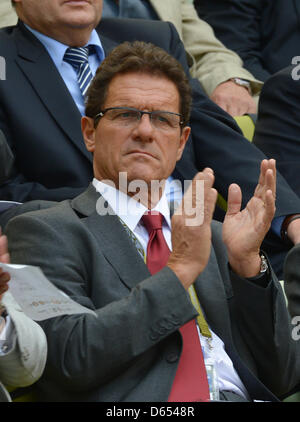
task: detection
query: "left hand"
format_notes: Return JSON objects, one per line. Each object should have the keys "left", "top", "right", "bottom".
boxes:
{"left": 222, "top": 159, "right": 276, "bottom": 278}
{"left": 210, "top": 80, "right": 257, "bottom": 116}
{"left": 0, "top": 231, "right": 10, "bottom": 302}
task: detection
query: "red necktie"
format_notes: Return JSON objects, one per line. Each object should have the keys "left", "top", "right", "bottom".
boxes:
{"left": 142, "top": 212, "right": 210, "bottom": 402}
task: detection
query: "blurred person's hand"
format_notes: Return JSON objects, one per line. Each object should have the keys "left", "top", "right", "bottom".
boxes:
{"left": 211, "top": 80, "right": 257, "bottom": 116}
{"left": 0, "top": 231, "right": 10, "bottom": 302}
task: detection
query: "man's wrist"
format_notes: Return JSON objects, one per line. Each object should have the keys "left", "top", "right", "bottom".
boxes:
{"left": 167, "top": 265, "right": 197, "bottom": 290}
{"left": 230, "top": 78, "right": 252, "bottom": 95}
{"left": 281, "top": 214, "right": 300, "bottom": 246}
{"left": 228, "top": 252, "right": 262, "bottom": 278}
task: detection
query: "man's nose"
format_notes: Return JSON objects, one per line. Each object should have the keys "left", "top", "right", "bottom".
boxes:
{"left": 133, "top": 113, "right": 154, "bottom": 140}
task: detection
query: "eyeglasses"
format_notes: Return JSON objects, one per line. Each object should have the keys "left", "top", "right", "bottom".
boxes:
{"left": 94, "top": 107, "right": 183, "bottom": 130}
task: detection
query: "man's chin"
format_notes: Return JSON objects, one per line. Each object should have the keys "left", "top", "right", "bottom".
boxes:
{"left": 64, "top": 15, "right": 98, "bottom": 28}
{"left": 126, "top": 169, "right": 161, "bottom": 184}
{"left": 62, "top": 5, "right": 100, "bottom": 28}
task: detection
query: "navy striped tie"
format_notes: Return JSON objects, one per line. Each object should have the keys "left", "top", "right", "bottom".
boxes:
{"left": 64, "top": 46, "right": 94, "bottom": 97}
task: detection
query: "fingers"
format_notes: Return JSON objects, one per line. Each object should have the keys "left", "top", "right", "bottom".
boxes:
{"left": 0, "top": 268, "right": 10, "bottom": 296}
{"left": 255, "top": 159, "right": 276, "bottom": 200}
{"left": 185, "top": 168, "right": 217, "bottom": 226}
{"left": 210, "top": 82, "right": 257, "bottom": 116}
{"left": 0, "top": 233, "right": 11, "bottom": 298}
{"left": 226, "top": 159, "right": 276, "bottom": 222}
{"left": 226, "top": 183, "right": 242, "bottom": 216}
{"left": 260, "top": 159, "right": 276, "bottom": 187}
{"left": 175, "top": 168, "right": 217, "bottom": 226}
{"left": 0, "top": 234, "right": 10, "bottom": 264}
{"left": 266, "top": 159, "right": 276, "bottom": 199}
{"left": 263, "top": 188, "right": 276, "bottom": 222}
{"left": 169, "top": 169, "right": 217, "bottom": 287}
{"left": 203, "top": 172, "right": 218, "bottom": 226}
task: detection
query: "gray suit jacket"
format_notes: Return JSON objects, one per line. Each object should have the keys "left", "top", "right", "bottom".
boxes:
{"left": 5, "top": 185, "right": 299, "bottom": 401}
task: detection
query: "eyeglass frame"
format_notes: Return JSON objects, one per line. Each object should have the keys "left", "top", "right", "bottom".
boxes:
{"left": 93, "top": 106, "right": 184, "bottom": 129}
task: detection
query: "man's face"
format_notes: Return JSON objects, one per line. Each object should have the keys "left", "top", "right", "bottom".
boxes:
{"left": 82, "top": 72, "right": 190, "bottom": 190}
{"left": 14, "top": 0, "right": 103, "bottom": 37}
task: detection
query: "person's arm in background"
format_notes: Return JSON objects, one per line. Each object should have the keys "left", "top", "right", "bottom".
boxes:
{"left": 0, "top": 121, "right": 83, "bottom": 202}
{"left": 0, "top": 232, "right": 47, "bottom": 387}
{"left": 195, "top": 0, "right": 272, "bottom": 82}
{"left": 0, "top": 0, "right": 17, "bottom": 28}
{"left": 181, "top": 0, "right": 262, "bottom": 115}
{"left": 253, "top": 65, "right": 300, "bottom": 248}
{"left": 0, "top": 231, "right": 10, "bottom": 299}
{"left": 0, "top": 117, "right": 85, "bottom": 203}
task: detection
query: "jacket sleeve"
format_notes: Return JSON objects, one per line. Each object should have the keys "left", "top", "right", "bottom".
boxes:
{"left": 209, "top": 221, "right": 300, "bottom": 398}
{"left": 0, "top": 291, "right": 47, "bottom": 387}
{"left": 229, "top": 264, "right": 299, "bottom": 397}
{"left": 180, "top": 0, "right": 262, "bottom": 96}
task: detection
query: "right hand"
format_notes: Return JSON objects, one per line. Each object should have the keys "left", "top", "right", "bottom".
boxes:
{"left": 210, "top": 80, "right": 257, "bottom": 116}
{"left": 167, "top": 169, "right": 217, "bottom": 289}
{"left": 0, "top": 231, "right": 10, "bottom": 301}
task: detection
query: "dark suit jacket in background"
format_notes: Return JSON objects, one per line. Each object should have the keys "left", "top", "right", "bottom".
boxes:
{"left": 284, "top": 243, "right": 300, "bottom": 319}
{"left": 253, "top": 66, "right": 300, "bottom": 198}
{"left": 0, "top": 19, "right": 298, "bottom": 210}
{"left": 195, "top": 0, "right": 300, "bottom": 82}
{"left": 0, "top": 129, "right": 14, "bottom": 185}
{"left": 5, "top": 185, "right": 299, "bottom": 402}
{"left": 1, "top": 18, "right": 300, "bottom": 278}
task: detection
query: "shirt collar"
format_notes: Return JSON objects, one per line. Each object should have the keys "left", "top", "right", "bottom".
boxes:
{"left": 92, "top": 178, "right": 172, "bottom": 233}
{"left": 24, "top": 24, "right": 105, "bottom": 67}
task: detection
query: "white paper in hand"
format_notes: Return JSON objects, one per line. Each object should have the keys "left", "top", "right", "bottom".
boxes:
{"left": 1, "top": 263, "right": 97, "bottom": 320}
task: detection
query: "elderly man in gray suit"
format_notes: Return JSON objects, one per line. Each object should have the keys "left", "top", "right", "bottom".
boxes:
{"left": 6, "top": 41, "right": 299, "bottom": 402}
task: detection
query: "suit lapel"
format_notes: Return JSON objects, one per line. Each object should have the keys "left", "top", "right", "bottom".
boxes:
{"left": 71, "top": 185, "right": 151, "bottom": 291}
{"left": 98, "top": 32, "right": 119, "bottom": 56}
{"left": 13, "top": 22, "right": 92, "bottom": 163}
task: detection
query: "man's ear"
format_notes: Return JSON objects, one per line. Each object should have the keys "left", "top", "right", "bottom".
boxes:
{"left": 81, "top": 116, "right": 96, "bottom": 153}
{"left": 176, "top": 126, "right": 191, "bottom": 161}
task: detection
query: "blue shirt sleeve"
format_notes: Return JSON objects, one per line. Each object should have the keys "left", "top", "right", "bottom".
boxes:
{"left": 271, "top": 215, "right": 285, "bottom": 238}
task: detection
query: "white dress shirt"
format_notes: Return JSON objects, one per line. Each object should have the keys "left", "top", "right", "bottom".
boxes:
{"left": 93, "top": 178, "right": 250, "bottom": 399}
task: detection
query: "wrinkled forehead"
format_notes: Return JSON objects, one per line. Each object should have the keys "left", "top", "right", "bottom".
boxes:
{"left": 104, "top": 72, "right": 181, "bottom": 112}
